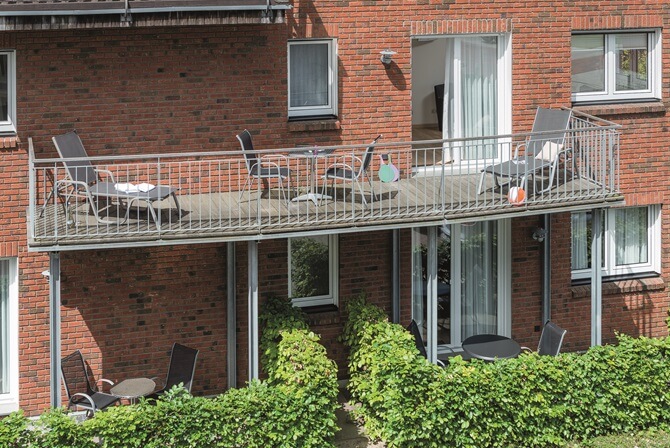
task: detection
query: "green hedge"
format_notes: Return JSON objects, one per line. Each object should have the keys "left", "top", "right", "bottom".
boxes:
{"left": 0, "top": 297, "right": 339, "bottom": 448}
{"left": 343, "top": 296, "right": 670, "bottom": 448}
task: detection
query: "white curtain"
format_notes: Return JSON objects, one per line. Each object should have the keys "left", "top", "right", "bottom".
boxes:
{"left": 615, "top": 207, "right": 648, "bottom": 266}
{"left": 289, "top": 43, "right": 329, "bottom": 108}
{"left": 460, "top": 221, "right": 497, "bottom": 339}
{"left": 442, "top": 37, "right": 498, "bottom": 162}
{"left": 571, "top": 212, "right": 590, "bottom": 270}
{"left": 0, "top": 260, "right": 8, "bottom": 395}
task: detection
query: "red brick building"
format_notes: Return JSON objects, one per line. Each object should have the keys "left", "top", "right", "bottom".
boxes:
{"left": 0, "top": 0, "right": 667, "bottom": 416}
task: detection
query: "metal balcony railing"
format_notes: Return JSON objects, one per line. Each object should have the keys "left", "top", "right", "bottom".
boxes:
{"left": 28, "top": 109, "right": 622, "bottom": 249}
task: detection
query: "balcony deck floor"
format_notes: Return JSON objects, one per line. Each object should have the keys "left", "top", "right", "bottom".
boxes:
{"left": 31, "top": 172, "right": 622, "bottom": 249}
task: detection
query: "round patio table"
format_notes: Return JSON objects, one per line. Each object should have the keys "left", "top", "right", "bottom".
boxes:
{"left": 110, "top": 377, "right": 156, "bottom": 404}
{"left": 461, "top": 334, "right": 521, "bottom": 361}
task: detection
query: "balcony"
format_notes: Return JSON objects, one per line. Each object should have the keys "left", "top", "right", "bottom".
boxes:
{"left": 28, "top": 110, "right": 622, "bottom": 251}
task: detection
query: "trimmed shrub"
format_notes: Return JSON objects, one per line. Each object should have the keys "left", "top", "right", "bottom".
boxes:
{"left": 343, "top": 297, "right": 670, "bottom": 448}
{"left": 0, "top": 297, "right": 339, "bottom": 448}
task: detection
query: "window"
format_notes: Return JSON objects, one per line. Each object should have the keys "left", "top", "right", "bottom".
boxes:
{"left": 0, "top": 51, "right": 15, "bottom": 134}
{"left": 571, "top": 206, "right": 660, "bottom": 280}
{"left": 571, "top": 31, "right": 661, "bottom": 103}
{"left": 288, "top": 40, "right": 338, "bottom": 118}
{"left": 0, "top": 258, "right": 18, "bottom": 415}
{"left": 289, "top": 235, "right": 338, "bottom": 307}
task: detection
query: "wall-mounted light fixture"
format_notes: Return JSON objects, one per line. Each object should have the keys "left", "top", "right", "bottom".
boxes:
{"left": 380, "top": 49, "right": 397, "bottom": 66}
{"left": 532, "top": 227, "right": 547, "bottom": 243}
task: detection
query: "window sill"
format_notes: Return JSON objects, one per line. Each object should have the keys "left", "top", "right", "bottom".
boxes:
{"left": 572, "top": 101, "right": 666, "bottom": 117}
{"left": 571, "top": 276, "right": 665, "bottom": 299}
{"left": 288, "top": 119, "right": 341, "bottom": 133}
{"left": 302, "top": 304, "right": 341, "bottom": 326}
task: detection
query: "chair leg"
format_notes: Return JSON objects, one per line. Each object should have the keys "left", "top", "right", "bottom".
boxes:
{"left": 238, "top": 176, "right": 251, "bottom": 201}
{"left": 477, "top": 171, "right": 487, "bottom": 195}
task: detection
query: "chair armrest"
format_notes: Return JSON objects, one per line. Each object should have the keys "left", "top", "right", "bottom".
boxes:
{"left": 520, "top": 346, "right": 533, "bottom": 353}
{"left": 436, "top": 359, "right": 446, "bottom": 367}
{"left": 96, "top": 378, "right": 114, "bottom": 392}
{"left": 69, "top": 392, "right": 96, "bottom": 412}
{"left": 150, "top": 376, "right": 165, "bottom": 390}
{"left": 324, "top": 154, "right": 364, "bottom": 175}
{"left": 513, "top": 142, "right": 527, "bottom": 159}
{"left": 94, "top": 168, "right": 116, "bottom": 184}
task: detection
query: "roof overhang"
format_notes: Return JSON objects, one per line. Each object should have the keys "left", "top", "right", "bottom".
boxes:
{"left": 0, "top": 0, "right": 291, "bottom": 28}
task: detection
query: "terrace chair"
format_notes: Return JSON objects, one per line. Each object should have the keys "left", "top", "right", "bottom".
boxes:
{"left": 237, "top": 129, "right": 292, "bottom": 204}
{"left": 146, "top": 342, "right": 199, "bottom": 400}
{"left": 477, "top": 107, "right": 572, "bottom": 195}
{"left": 319, "top": 134, "right": 382, "bottom": 207}
{"left": 521, "top": 321, "right": 567, "bottom": 356}
{"left": 61, "top": 350, "right": 120, "bottom": 417}
{"left": 52, "top": 130, "right": 181, "bottom": 230}
{"left": 407, "top": 319, "right": 446, "bottom": 367}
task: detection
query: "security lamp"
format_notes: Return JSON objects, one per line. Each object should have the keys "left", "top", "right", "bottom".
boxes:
{"left": 380, "top": 49, "right": 396, "bottom": 65}
{"left": 532, "top": 227, "right": 547, "bottom": 243}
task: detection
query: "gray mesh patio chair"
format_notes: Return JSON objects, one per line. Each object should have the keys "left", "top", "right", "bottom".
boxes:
{"left": 319, "top": 134, "right": 381, "bottom": 206}
{"left": 147, "top": 342, "right": 199, "bottom": 400}
{"left": 52, "top": 130, "right": 181, "bottom": 230}
{"left": 407, "top": 319, "right": 447, "bottom": 367}
{"left": 237, "top": 129, "right": 292, "bottom": 204}
{"left": 61, "top": 350, "right": 119, "bottom": 417}
{"left": 522, "top": 321, "right": 567, "bottom": 356}
{"left": 477, "top": 108, "right": 572, "bottom": 194}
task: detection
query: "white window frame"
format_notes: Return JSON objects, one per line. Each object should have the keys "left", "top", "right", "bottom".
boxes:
{"left": 288, "top": 235, "right": 339, "bottom": 307}
{"left": 572, "top": 206, "right": 661, "bottom": 280}
{"left": 0, "top": 258, "right": 19, "bottom": 415}
{"left": 571, "top": 30, "right": 661, "bottom": 103}
{"left": 288, "top": 39, "right": 338, "bottom": 119}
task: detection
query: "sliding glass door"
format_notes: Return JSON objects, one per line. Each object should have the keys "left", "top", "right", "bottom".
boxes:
{"left": 411, "top": 221, "right": 510, "bottom": 356}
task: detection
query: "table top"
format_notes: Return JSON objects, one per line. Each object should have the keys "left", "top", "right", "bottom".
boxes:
{"left": 461, "top": 334, "right": 521, "bottom": 361}
{"left": 289, "top": 147, "right": 336, "bottom": 158}
{"left": 110, "top": 377, "right": 156, "bottom": 399}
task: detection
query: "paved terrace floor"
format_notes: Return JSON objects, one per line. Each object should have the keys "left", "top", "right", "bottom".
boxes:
{"left": 31, "top": 172, "right": 622, "bottom": 249}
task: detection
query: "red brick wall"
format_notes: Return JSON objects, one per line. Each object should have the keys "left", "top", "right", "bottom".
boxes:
{"left": 6, "top": 0, "right": 670, "bottom": 416}
{"left": 60, "top": 245, "right": 228, "bottom": 401}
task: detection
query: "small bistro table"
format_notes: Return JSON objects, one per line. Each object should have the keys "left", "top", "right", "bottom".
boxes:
{"left": 110, "top": 377, "right": 156, "bottom": 404}
{"left": 461, "top": 334, "right": 521, "bottom": 361}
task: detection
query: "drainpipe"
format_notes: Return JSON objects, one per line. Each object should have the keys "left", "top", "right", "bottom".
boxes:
{"left": 542, "top": 215, "right": 551, "bottom": 324}
{"left": 248, "top": 240, "right": 259, "bottom": 381}
{"left": 227, "top": 242, "right": 237, "bottom": 389}
{"left": 392, "top": 229, "right": 400, "bottom": 324}
{"left": 48, "top": 252, "right": 61, "bottom": 408}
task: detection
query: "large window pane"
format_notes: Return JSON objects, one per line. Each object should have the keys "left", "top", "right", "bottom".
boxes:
{"left": 615, "top": 34, "right": 648, "bottom": 91}
{"left": 460, "top": 221, "right": 497, "bottom": 339}
{"left": 289, "top": 43, "right": 329, "bottom": 108}
{"left": 571, "top": 34, "right": 605, "bottom": 93}
{"left": 615, "top": 207, "right": 648, "bottom": 266}
{"left": 289, "top": 235, "right": 331, "bottom": 300}
{"left": 0, "top": 55, "right": 8, "bottom": 122}
{"left": 0, "top": 260, "right": 8, "bottom": 395}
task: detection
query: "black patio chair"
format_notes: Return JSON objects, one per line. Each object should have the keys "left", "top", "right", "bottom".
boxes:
{"left": 522, "top": 321, "right": 567, "bottom": 356}
{"left": 407, "top": 319, "right": 446, "bottom": 367}
{"left": 237, "top": 129, "right": 292, "bottom": 204}
{"left": 320, "top": 134, "right": 381, "bottom": 207}
{"left": 61, "top": 350, "right": 120, "bottom": 417}
{"left": 147, "top": 342, "right": 199, "bottom": 400}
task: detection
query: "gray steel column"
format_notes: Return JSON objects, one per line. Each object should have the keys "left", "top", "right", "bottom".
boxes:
{"left": 247, "top": 240, "right": 259, "bottom": 380}
{"left": 49, "top": 252, "right": 61, "bottom": 408}
{"left": 227, "top": 242, "right": 237, "bottom": 389}
{"left": 392, "top": 229, "right": 400, "bottom": 324}
{"left": 426, "top": 226, "right": 438, "bottom": 364}
{"left": 591, "top": 209, "right": 602, "bottom": 346}
{"left": 542, "top": 215, "right": 552, "bottom": 324}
